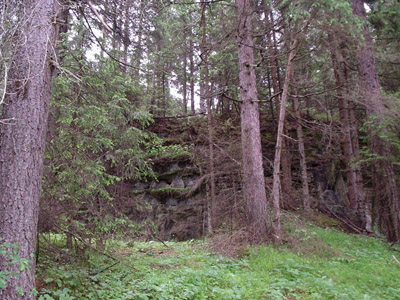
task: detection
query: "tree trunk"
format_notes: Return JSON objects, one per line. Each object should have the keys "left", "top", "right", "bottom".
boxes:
{"left": 236, "top": 0, "right": 268, "bottom": 236}
{"left": 134, "top": 0, "right": 145, "bottom": 80}
{"left": 351, "top": 0, "right": 399, "bottom": 240}
{"left": 0, "top": 1, "right": 60, "bottom": 298}
{"left": 199, "top": 1, "right": 208, "bottom": 114}
{"left": 200, "top": 1, "right": 215, "bottom": 233}
{"left": 328, "top": 32, "right": 359, "bottom": 210}
{"left": 189, "top": 12, "right": 195, "bottom": 114}
{"left": 293, "top": 91, "right": 311, "bottom": 213}
{"left": 265, "top": 7, "right": 292, "bottom": 205}
{"left": 182, "top": 17, "right": 188, "bottom": 114}
{"left": 271, "top": 38, "right": 298, "bottom": 243}
{"left": 122, "top": 0, "right": 131, "bottom": 70}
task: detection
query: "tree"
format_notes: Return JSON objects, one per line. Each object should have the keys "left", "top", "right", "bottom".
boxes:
{"left": 351, "top": 0, "right": 400, "bottom": 241}
{"left": 235, "top": 0, "right": 268, "bottom": 237}
{"left": 0, "top": 0, "right": 60, "bottom": 298}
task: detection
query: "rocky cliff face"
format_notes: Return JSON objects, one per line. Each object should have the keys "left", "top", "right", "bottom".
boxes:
{"left": 129, "top": 152, "right": 205, "bottom": 241}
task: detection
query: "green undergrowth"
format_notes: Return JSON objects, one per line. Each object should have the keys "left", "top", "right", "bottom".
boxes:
{"left": 36, "top": 219, "right": 400, "bottom": 300}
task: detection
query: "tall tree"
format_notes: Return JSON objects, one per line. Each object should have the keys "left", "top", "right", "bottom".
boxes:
{"left": 0, "top": 0, "right": 60, "bottom": 298}
{"left": 236, "top": 0, "right": 268, "bottom": 236}
{"left": 351, "top": 0, "right": 399, "bottom": 240}
{"left": 271, "top": 37, "right": 298, "bottom": 243}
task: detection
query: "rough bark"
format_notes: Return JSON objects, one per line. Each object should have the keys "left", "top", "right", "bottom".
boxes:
{"left": 236, "top": 0, "right": 268, "bottom": 236}
{"left": 351, "top": 0, "right": 399, "bottom": 240}
{"left": 271, "top": 38, "right": 298, "bottom": 243}
{"left": 0, "top": 1, "right": 60, "bottom": 298}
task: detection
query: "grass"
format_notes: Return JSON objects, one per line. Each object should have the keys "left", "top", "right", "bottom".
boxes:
{"left": 36, "top": 216, "right": 400, "bottom": 300}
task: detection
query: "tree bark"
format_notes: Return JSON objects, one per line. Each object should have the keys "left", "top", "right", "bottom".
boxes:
{"left": 351, "top": 0, "right": 399, "bottom": 240}
{"left": 271, "top": 38, "right": 298, "bottom": 243}
{"left": 0, "top": 1, "right": 60, "bottom": 298}
{"left": 236, "top": 0, "right": 268, "bottom": 236}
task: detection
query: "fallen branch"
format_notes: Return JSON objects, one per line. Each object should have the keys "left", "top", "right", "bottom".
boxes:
{"left": 393, "top": 255, "right": 400, "bottom": 267}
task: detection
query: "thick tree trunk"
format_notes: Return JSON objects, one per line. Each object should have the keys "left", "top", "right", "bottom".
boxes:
{"left": 236, "top": 0, "right": 268, "bottom": 236}
{"left": 351, "top": 0, "right": 399, "bottom": 240}
{"left": 0, "top": 1, "right": 60, "bottom": 298}
{"left": 271, "top": 38, "right": 298, "bottom": 243}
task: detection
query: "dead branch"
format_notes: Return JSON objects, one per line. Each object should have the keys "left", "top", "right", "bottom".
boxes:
{"left": 392, "top": 255, "right": 400, "bottom": 267}
{"left": 87, "top": 1, "right": 113, "bottom": 33}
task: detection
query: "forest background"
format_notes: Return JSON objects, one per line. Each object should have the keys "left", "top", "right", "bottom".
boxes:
{"left": 0, "top": 0, "right": 399, "bottom": 299}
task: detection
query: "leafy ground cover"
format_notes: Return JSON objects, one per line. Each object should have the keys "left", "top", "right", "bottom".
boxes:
{"left": 36, "top": 216, "right": 400, "bottom": 300}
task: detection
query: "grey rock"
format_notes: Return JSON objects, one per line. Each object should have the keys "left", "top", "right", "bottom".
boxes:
{"left": 171, "top": 177, "right": 185, "bottom": 188}
{"left": 158, "top": 181, "right": 169, "bottom": 189}
{"left": 166, "top": 198, "right": 178, "bottom": 206}
{"left": 134, "top": 182, "right": 149, "bottom": 191}
{"left": 185, "top": 179, "right": 195, "bottom": 187}
{"left": 169, "top": 163, "right": 180, "bottom": 172}
{"left": 150, "top": 181, "right": 158, "bottom": 189}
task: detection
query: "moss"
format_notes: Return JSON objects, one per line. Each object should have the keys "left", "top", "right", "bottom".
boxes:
{"left": 310, "top": 213, "right": 341, "bottom": 228}
{"left": 148, "top": 187, "right": 191, "bottom": 200}
{"left": 157, "top": 167, "right": 198, "bottom": 181}
{"left": 132, "top": 190, "right": 146, "bottom": 195}
{"left": 151, "top": 152, "right": 192, "bottom": 167}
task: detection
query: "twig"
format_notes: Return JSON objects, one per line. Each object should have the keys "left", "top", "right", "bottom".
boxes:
{"left": 50, "top": 59, "right": 81, "bottom": 82}
{"left": 0, "top": 63, "right": 8, "bottom": 106}
{"left": 392, "top": 255, "right": 400, "bottom": 267}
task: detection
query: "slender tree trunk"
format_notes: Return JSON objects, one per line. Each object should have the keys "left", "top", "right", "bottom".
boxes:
{"left": 328, "top": 32, "right": 359, "bottom": 210}
{"left": 199, "top": 1, "right": 208, "bottom": 114}
{"left": 266, "top": 8, "right": 292, "bottom": 205}
{"left": 293, "top": 90, "right": 311, "bottom": 212}
{"left": 271, "top": 38, "right": 298, "bottom": 243}
{"left": 200, "top": 1, "right": 215, "bottom": 233}
{"left": 351, "top": 0, "right": 399, "bottom": 240}
{"left": 0, "top": 1, "right": 60, "bottom": 298}
{"left": 189, "top": 12, "right": 195, "bottom": 114}
{"left": 236, "top": 0, "right": 268, "bottom": 236}
{"left": 134, "top": 0, "right": 145, "bottom": 80}
{"left": 122, "top": 0, "right": 131, "bottom": 71}
{"left": 182, "top": 17, "right": 188, "bottom": 114}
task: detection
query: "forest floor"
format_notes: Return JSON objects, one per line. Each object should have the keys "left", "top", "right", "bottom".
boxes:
{"left": 36, "top": 212, "right": 400, "bottom": 300}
